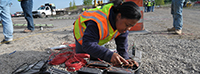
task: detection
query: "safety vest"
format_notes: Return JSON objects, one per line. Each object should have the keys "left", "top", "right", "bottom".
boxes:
{"left": 144, "top": 2, "right": 148, "bottom": 7}
{"left": 82, "top": 8, "right": 86, "bottom": 11}
{"left": 18, "top": 0, "right": 22, "bottom": 2}
{"left": 151, "top": 2, "right": 155, "bottom": 6}
{"left": 73, "top": 3, "right": 121, "bottom": 45}
{"left": 145, "top": 2, "right": 147, "bottom": 5}
{"left": 147, "top": 2, "right": 152, "bottom": 6}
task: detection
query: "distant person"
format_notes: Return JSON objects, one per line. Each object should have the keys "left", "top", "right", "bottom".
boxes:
{"left": 47, "top": 3, "right": 56, "bottom": 16}
{"left": 19, "top": 0, "right": 35, "bottom": 33}
{"left": 0, "top": 0, "right": 14, "bottom": 44}
{"left": 147, "top": 0, "right": 152, "bottom": 12}
{"left": 144, "top": 0, "right": 148, "bottom": 12}
{"left": 183, "top": 1, "right": 187, "bottom": 7}
{"left": 167, "top": 0, "right": 185, "bottom": 35}
{"left": 151, "top": 0, "right": 155, "bottom": 12}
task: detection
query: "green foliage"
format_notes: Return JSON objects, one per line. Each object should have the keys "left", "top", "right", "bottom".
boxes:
{"left": 69, "top": 1, "right": 72, "bottom": 10}
{"left": 83, "top": 0, "right": 93, "bottom": 6}
{"left": 164, "top": 0, "right": 172, "bottom": 4}
{"left": 73, "top": 0, "right": 77, "bottom": 9}
{"left": 69, "top": 0, "right": 77, "bottom": 10}
{"left": 155, "top": 0, "right": 165, "bottom": 5}
{"left": 164, "top": 0, "right": 172, "bottom": 2}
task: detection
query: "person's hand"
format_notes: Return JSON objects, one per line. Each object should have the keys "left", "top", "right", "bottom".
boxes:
{"left": 126, "top": 59, "right": 139, "bottom": 67}
{"left": 110, "top": 53, "right": 129, "bottom": 65}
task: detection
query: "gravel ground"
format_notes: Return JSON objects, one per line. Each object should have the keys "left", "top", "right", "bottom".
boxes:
{"left": 0, "top": 7, "right": 200, "bottom": 74}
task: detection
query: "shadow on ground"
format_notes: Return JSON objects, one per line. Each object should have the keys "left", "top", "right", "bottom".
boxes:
{"left": 0, "top": 51, "right": 49, "bottom": 74}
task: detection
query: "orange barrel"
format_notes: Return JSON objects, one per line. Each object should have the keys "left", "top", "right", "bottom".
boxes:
{"left": 126, "top": 0, "right": 144, "bottom": 31}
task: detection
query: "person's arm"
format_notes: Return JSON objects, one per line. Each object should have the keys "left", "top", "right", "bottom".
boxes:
{"left": 82, "top": 20, "right": 114, "bottom": 62}
{"left": 114, "top": 31, "right": 139, "bottom": 66}
{"left": 115, "top": 31, "right": 129, "bottom": 60}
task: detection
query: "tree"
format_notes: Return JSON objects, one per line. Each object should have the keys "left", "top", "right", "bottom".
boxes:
{"left": 164, "top": 0, "right": 172, "bottom": 4}
{"left": 155, "top": 0, "right": 165, "bottom": 5}
{"left": 69, "top": 0, "right": 77, "bottom": 10}
{"left": 69, "top": 1, "right": 72, "bottom": 10}
{"left": 83, "top": 0, "right": 93, "bottom": 6}
{"left": 73, "top": 0, "right": 77, "bottom": 9}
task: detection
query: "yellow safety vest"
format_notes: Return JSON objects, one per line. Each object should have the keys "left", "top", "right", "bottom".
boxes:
{"left": 147, "top": 2, "right": 152, "bottom": 6}
{"left": 82, "top": 8, "right": 86, "bottom": 11}
{"left": 73, "top": 3, "right": 121, "bottom": 45}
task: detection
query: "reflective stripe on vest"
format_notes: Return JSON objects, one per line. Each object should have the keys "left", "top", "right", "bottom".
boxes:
{"left": 74, "top": 3, "right": 120, "bottom": 45}
{"left": 96, "top": 6, "right": 102, "bottom": 9}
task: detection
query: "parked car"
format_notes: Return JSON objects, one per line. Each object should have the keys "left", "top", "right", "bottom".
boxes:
{"left": 14, "top": 12, "right": 24, "bottom": 17}
{"left": 193, "top": 1, "right": 200, "bottom": 6}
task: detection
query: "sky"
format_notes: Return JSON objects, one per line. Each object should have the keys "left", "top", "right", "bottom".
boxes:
{"left": 10, "top": 0, "right": 108, "bottom": 14}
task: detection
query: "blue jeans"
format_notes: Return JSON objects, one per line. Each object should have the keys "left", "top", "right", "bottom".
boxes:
{"left": 151, "top": 6, "right": 154, "bottom": 12}
{"left": 21, "top": 0, "right": 34, "bottom": 31}
{"left": 144, "top": 7, "right": 147, "bottom": 12}
{"left": 171, "top": 0, "right": 185, "bottom": 30}
{"left": 0, "top": 1, "right": 13, "bottom": 41}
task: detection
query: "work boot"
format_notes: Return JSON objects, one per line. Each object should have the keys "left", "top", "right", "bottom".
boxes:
{"left": 167, "top": 27, "right": 176, "bottom": 32}
{"left": 1, "top": 39, "right": 13, "bottom": 44}
{"left": 24, "top": 28, "right": 33, "bottom": 33}
{"left": 175, "top": 29, "right": 182, "bottom": 35}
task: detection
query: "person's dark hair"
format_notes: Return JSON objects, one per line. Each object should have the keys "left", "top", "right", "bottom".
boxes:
{"left": 113, "top": 0, "right": 141, "bottom": 20}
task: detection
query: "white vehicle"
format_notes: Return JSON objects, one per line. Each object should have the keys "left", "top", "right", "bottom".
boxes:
{"left": 32, "top": 3, "right": 56, "bottom": 18}
{"left": 32, "top": 3, "right": 84, "bottom": 18}
{"left": 13, "top": 12, "right": 24, "bottom": 17}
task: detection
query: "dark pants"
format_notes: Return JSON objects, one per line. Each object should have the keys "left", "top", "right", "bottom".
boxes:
{"left": 147, "top": 6, "right": 151, "bottom": 12}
